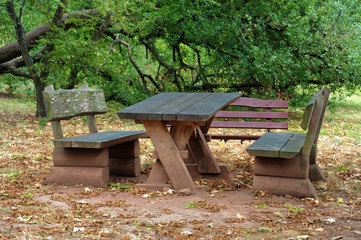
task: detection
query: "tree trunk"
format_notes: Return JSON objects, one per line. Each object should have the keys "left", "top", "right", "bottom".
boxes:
{"left": 34, "top": 78, "right": 47, "bottom": 117}
{"left": 6, "top": 1, "right": 47, "bottom": 117}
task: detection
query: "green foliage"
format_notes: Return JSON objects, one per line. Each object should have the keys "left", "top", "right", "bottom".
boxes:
{"left": 1, "top": 0, "right": 361, "bottom": 105}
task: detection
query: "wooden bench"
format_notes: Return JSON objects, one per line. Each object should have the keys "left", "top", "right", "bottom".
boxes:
{"left": 207, "top": 97, "right": 289, "bottom": 141}
{"left": 246, "top": 87, "right": 330, "bottom": 198}
{"left": 43, "top": 84, "right": 148, "bottom": 187}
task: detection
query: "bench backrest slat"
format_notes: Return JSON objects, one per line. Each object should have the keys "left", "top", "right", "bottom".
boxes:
{"left": 43, "top": 86, "right": 108, "bottom": 121}
{"left": 229, "top": 97, "right": 289, "bottom": 108}
{"left": 215, "top": 111, "right": 288, "bottom": 119}
{"left": 299, "top": 87, "right": 329, "bottom": 157}
{"left": 211, "top": 121, "right": 289, "bottom": 129}
{"left": 210, "top": 97, "right": 289, "bottom": 134}
{"left": 301, "top": 94, "right": 327, "bottom": 157}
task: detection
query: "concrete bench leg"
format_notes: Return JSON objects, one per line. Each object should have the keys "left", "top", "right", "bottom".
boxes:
{"left": 45, "top": 147, "right": 109, "bottom": 187}
{"left": 253, "top": 175, "right": 318, "bottom": 198}
{"left": 309, "top": 144, "right": 326, "bottom": 181}
{"left": 253, "top": 155, "right": 318, "bottom": 198}
{"left": 45, "top": 140, "right": 141, "bottom": 187}
{"left": 309, "top": 163, "right": 326, "bottom": 182}
{"left": 109, "top": 140, "right": 141, "bottom": 177}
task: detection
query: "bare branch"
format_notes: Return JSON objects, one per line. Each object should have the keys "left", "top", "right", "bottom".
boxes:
{"left": 116, "top": 38, "right": 162, "bottom": 92}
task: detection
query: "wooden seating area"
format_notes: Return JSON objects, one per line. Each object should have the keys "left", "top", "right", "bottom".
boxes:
{"left": 246, "top": 87, "right": 330, "bottom": 198}
{"left": 43, "top": 84, "right": 148, "bottom": 187}
{"left": 207, "top": 97, "right": 289, "bottom": 141}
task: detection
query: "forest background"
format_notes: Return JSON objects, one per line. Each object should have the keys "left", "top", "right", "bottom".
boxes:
{"left": 1, "top": 0, "right": 361, "bottom": 117}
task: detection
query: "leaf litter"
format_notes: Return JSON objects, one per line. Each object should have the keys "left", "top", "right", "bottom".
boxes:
{"left": 0, "top": 99, "right": 360, "bottom": 239}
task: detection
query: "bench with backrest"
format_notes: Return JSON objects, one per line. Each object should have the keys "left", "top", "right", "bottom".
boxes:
{"left": 43, "top": 84, "right": 148, "bottom": 187}
{"left": 246, "top": 87, "right": 330, "bottom": 198}
{"left": 206, "top": 97, "right": 289, "bottom": 141}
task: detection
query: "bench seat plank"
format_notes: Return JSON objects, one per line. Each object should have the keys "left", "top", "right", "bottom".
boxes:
{"left": 246, "top": 132, "right": 294, "bottom": 157}
{"left": 210, "top": 121, "right": 288, "bottom": 129}
{"left": 279, "top": 133, "right": 306, "bottom": 158}
{"left": 54, "top": 131, "right": 148, "bottom": 149}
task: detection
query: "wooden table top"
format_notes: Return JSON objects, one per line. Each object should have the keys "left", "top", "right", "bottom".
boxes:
{"left": 117, "top": 92, "right": 242, "bottom": 122}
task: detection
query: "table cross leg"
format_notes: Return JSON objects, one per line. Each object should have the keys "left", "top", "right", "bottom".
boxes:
{"left": 188, "top": 126, "right": 221, "bottom": 174}
{"left": 142, "top": 120, "right": 196, "bottom": 192}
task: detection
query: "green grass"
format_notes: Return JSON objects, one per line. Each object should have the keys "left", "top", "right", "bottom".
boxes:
{"left": 323, "top": 95, "right": 361, "bottom": 139}
{"left": 0, "top": 97, "right": 35, "bottom": 114}
{"left": 287, "top": 94, "right": 361, "bottom": 141}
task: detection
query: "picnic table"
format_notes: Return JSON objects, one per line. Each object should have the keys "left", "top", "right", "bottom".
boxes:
{"left": 117, "top": 92, "right": 242, "bottom": 193}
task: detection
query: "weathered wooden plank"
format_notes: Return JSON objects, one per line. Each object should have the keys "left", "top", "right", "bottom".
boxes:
{"left": 229, "top": 97, "right": 289, "bottom": 108}
{"left": 176, "top": 93, "right": 242, "bottom": 121}
{"left": 153, "top": 150, "right": 189, "bottom": 160}
{"left": 43, "top": 89, "right": 108, "bottom": 121}
{"left": 188, "top": 126, "right": 221, "bottom": 174}
{"left": 214, "top": 111, "right": 288, "bottom": 119}
{"left": 53, "top": 131, "right": 148, "bottom": 148}
{"left": 301, "top": 95, "right": 327, "bottom": 157}
{"left": 162, "top": 93, "right": 211, "bottom": 121}
{"left": 210, "top": 121, "right": 288, "bottom": 129}
{"left": 210, "top": 134, "right": 261, "bottom": 141}
{"left": 310, "top": 87, "right": 330, "bottom": 164}
{"left": 51, "top": 121, "right": 63, "bottom": 140}
{"left": 147, "top": 93, "right": 201, "bottom": 121}
{"left": 117, "top": 93, "right": 182, "bottom": 120}
{"left": 86, "top": 115, "right": 98, "bottom": 133}
{"left": 279, "top": 133, "right": 306, "bottom": 158}
{"left": 246, "top": 132, "right": 294, "bottom": 157}
{"left": 170, "top": 125, "right": 194, "bottom": 150}
{"left": 142, "top": 120, "right": 195, "bottom": 191}
{"left": 117, "top": 92, "right": 241, "bottom": 122}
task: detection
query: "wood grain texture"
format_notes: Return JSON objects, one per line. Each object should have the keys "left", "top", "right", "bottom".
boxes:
{"left": 188, "top": 126, "right": 221, "bottom": 174}
{"left": 229, "top": 97, "right": 288, "bottom": 108}
{"left": 279, "top": 133, "right": 306, "bottom": 158}
{"left": 143, "top": 120, "right": 195, "bottom": 191}
{"left": 301, "top": 95, "right": 327, "bottom": 157}
{"left": 214, "top": 111, "right": 288, "bottom": 119}
{"left": 53, "top": 131, "right": 148, "bottom": 148}
{"left": 208, "top": 97, "right": 289, "bottom": 141}
{"left": 86, "top": 115, "right": 98, "bottom": 133}
{"left": 246, "top": 132, "right": 294, "bottom": 157}
{"left": 210, "top": 121, "right": 288, "bottom": 129}
{"left": 51, "top": 121, "right": 63, "bottom": 140}
{"left": 117, "top": 92, "right": 242, "bottom": 122}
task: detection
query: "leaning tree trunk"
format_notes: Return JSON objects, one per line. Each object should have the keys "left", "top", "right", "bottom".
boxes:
{"left": 6, "top": 0, "right": 69, "bottom": 117}
{"left": 6, "top": 1, "right": 46, "bottom": 117}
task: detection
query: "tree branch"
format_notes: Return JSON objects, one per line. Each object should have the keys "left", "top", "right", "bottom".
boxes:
{"left": 115, "top": 38, "right": 162, "bottom": 92}
{"left": 0, "top": 9, "right": 99, "bottom": 64}
{"left": 93, "top": 13, "right": 111, "bottom": 41}
{"left": 0, "top": 46, "right": 46, "bottom": 75}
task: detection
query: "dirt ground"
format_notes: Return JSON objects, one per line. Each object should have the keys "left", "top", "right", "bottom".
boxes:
{"left": 1, "top": 159, "right": 360, "bottom": 239}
